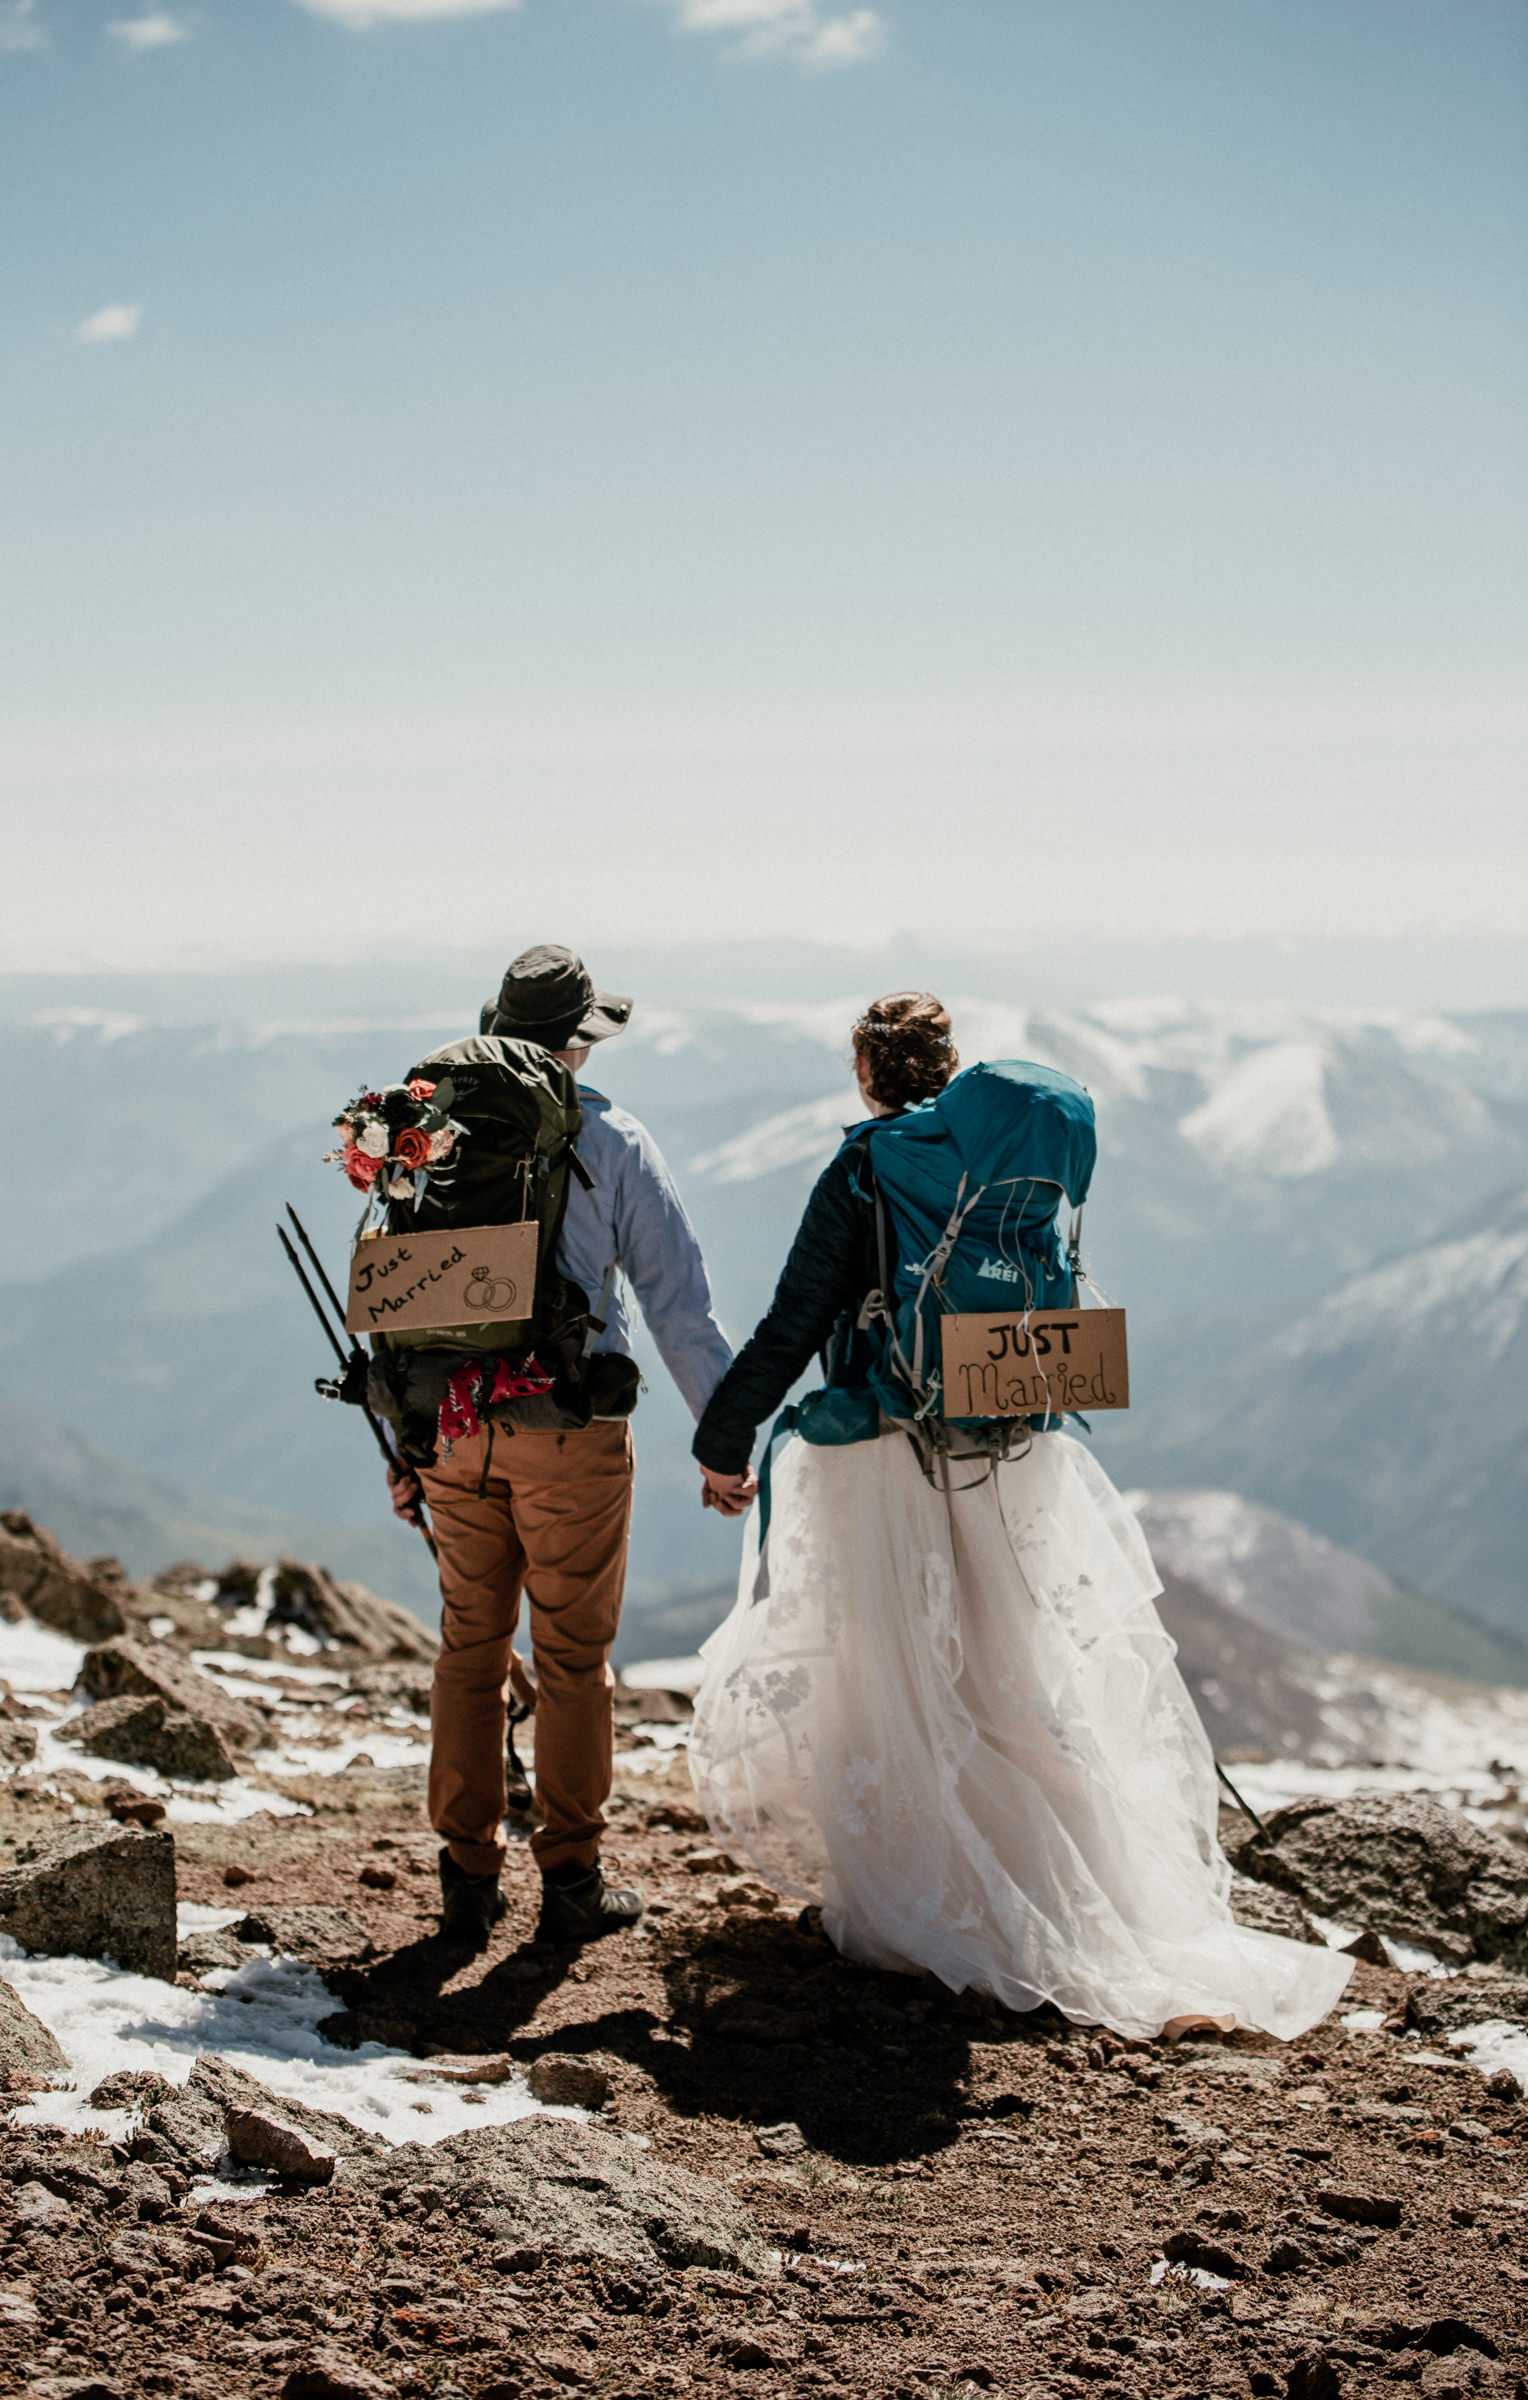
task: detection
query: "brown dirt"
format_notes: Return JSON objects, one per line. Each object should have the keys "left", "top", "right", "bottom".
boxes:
{"left": 3, "top": 1728, "right": 1527, "bottom": 2400}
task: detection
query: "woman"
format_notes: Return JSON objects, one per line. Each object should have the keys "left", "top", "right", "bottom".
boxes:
{"left": 689, "top": 993, "right": 1351, "bottom": 2043}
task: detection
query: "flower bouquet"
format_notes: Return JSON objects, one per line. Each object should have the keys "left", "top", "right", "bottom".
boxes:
{"left": 324, "top": 1076, "right": 469, "bottom": 1205}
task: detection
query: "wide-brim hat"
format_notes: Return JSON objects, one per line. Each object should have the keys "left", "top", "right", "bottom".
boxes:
{"left": 480, "top": 944, "right": 633, "bottom": 1050}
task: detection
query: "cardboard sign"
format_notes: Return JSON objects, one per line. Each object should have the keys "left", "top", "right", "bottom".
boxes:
{"left": 940, "top": 1307, "right": 1129, "bottom": 1419}
{"left": 345, "top": 1221, "right": 540, "bottom": 1336}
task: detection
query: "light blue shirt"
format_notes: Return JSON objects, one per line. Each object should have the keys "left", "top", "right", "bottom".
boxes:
{"left": 559, "top": 1086, "right": 734, "bottom": 1422}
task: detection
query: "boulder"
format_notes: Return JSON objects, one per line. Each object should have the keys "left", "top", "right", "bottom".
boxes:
{"left": 282, "top": 2357, "right": 390, "bottom": 2400}
{"left": 0, "top": 1975, "right": 68, "bottom": 2093}
{"left": 527, "top": 2055, "right": 612, "bottom": 2110}
{"left": 226, "top": 2106, "right": 336, "bottom": 2185}
{"left": 1316, "top": 2185, "right": 1404, "bottom": 2228}
{"left": 90, "top": 2069, "right": 174, "bottom": 2111}
{"left": 54, "top": 1694, "right": 236, "bottom": 1782}
{"left": 1229, "top": 1873, "right": 1320, "bottom": 1946}
{"left": 258, "top": 1560, "right": 433, "bottom": 1664}
{"left": 1405, "top": 1973, "right": 1528, "bottom": 2041}
{"left": 177, "top": 1927, "right": 250, "bottom": 1980}
{"left": 350, "top": 2115, "right": 772, "bottom": 2276}
{"left": 1162, "top": 2226, "right": 1251, "bottom": 2279}
{"left": 400, "top": 2053, "right": 515, "bottom": 2087}
{"left": 1229, "top": 1794, "right": 1528, "bottom": 1970}
{"left": 346, "top": 1661, "right": 432, "bottom": 1716}
{"left": 79, "top": 1639, "right": 261, "bottom": 1750}
{"left": 14, "top": 2182, "right": 73, "bottom": 2232}
{"left": 138, "top": 1563, "right": 229, "bottom": 1647}
{"left": 0, "top": 1822, "right": 177, "bottom": 1980}
{"left": 145, "top": 2053, "right": 385, "bottom": 2171}
{"left": 0, "top": 1513, "right": 128, "bottom": 1643}
{"left": 0, "top": 1721, "right": 38, "bottom": 1769}
{"left": 103, "top": 1788, "right": 167, "bottom": 1827}
{"left": 233, "top": 1904, "right": 373, "bottom": 1960}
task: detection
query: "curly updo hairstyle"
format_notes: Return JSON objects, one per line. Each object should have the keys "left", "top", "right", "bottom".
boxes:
{"left": 851, "top": 991, "right": 958, "bottom": 1113}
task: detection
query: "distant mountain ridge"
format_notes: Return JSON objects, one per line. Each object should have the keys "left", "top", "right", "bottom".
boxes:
{"left": 1130, "top": 1485, "right": 1528, "bottom": 1688}
{"left": 0, "top": 1398, "right": 441, "bottom": 1623}
{"left": 4, "top": 991, "right": 1526, "bottom": 1638}
{"left": 1111, "top": 1183, "right": 1528, "bottom": 1639}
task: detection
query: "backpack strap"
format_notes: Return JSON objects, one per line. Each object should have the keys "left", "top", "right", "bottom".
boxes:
{"left": 907, "top": 1172, "right": 981, "bottom": 1400}
{"left": 844, "top": 1129, "right": 899, "bottom": 1345}
{"left": 582, "top": 1257, "right": 619, "bottom": 1359}
{"left": 852, "top": 1134, "right": 969, "bottom": 1442}
{"left": 749, "top": 1403, "right": 802, "bottom": 1605}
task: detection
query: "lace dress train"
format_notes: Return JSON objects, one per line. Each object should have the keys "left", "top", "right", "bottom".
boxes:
{"left": 689, "top": 1430, "right": 1351, "bottom": 2043}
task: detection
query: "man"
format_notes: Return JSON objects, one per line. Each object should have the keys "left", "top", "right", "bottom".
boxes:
{"left": 388, "top": 944, "right": 755, "bottom": 1951}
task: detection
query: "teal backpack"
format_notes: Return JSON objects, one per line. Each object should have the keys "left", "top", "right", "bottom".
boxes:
{"left": 857, "top": 1058, "right": 1097, "bottom": 1446}
{"left": 755, "top": 1061, "right": 1098, "bottom": 1569}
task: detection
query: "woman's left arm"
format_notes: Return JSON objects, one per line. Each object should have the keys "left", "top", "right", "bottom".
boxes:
{"left": 691, "top": 1148, "right": 867, "bottom": 1475}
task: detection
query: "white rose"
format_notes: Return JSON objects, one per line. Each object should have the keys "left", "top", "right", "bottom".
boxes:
{"left": 358, "top": 1122, "right": 389, "bottom": 1158}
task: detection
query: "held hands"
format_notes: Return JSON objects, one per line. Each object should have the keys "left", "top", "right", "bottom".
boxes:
{"left": 387, "top": 1462, "right": 425, "bottom": 1525}
{"left": 699, "top": 1464, "right": 759, "bottom": 1518}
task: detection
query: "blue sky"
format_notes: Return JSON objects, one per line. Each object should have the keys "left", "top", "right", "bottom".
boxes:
{"left": 2, "top": 0, "right": 1525, "bottom": 970}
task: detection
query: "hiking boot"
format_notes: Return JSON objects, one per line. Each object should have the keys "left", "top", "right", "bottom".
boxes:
{"left": 536, "top": 1865, "right": 644, "bottom": 1948}
{"left": 438, "top": 1847, "right": 507, "bottom": 1950}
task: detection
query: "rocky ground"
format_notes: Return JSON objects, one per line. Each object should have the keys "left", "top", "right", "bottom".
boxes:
{"left": 3, "top": 1513, "right": 1528, "bottom": 2400}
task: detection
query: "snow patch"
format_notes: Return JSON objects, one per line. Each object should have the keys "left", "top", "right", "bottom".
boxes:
{"left": 2, "top": 1617, "right": 86, "bottom": 1694}
{"left": 1273, "top": 1214, "right": 1528, "bottom": 1362}
{"left": 5, "top": 1697, "right": 311, "bottom": 1824}
{"left": 187, "top": 2171, "right": 272, "bottom": 2207}
{"left": 1179, "top": 1042, "right": 1339, "bottom": 1180}
{"left": 1128, "top": 1486, "right": 1402, "bottom": 1642}
{"left": 614, "top": 1723, "right": 691, "bottom": 1775}
{"left": 1446, "top": 2020, "right": 1528, "bottom": 2092}
{"left": 1381, "top": 1935, "right": 1458, "bottom": 1978}
{"left": 1150, "top": 2257, "right": 1230, "bottom": 2292}
{"left": 178, "top": 1902, "right": 243, "bottom": 1935}
{"left": 1228, "top": 1666, "right": 1528, "bottom": 1819}
{"left": 221, "top": 1564, "right": 277, "bottom": 1643}
{"left": 219, "top": 1567, "right": 328, "bottom": 1658}
{"left": 620, "top": 1656, "right": 705, "bottom": 1696}
{"left": 690, "top": 1091, "right": 857, "bottom": 1185}
{"left": 0, "top": 1935, "right": 558, "bottom": 2147}
{"left": 193, "top": 1649, "right": 347, "bottom": 1691}
{"left": 1308, "top": 1910, "right": 1362, "bottom": 1951}
{"left": 258, "top": 1731, "right": 426, "bottom": 1778}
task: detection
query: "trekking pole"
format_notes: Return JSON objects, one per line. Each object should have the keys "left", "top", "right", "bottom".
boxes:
{"left": 284, "top": 1203, "right": 353, "bottom": 1356}
{"left": 278, "top": 1209, "right": 536, "bottom": 1776}
{"left": 276, "top": 1216, "right": 438, "bottom": 1560}
{"left": 1214, "top": 1758, "right": 1270, "bottom": 1842}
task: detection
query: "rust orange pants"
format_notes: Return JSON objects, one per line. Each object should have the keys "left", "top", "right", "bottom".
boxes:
{"left": 419, "top": 1419, "right": 635, "bottom": 1878}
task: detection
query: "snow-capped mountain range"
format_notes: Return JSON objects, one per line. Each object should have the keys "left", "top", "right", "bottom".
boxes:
{"left": 1114, "top": 1182, "right": 1528, "bottom": 1643}
{"left": 2, "top": 980, "right": 1525, "bottom": 1668}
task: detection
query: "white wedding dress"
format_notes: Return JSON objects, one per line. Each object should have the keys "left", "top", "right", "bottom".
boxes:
{"left": 689, "top": 1428, "right": 1352, "bottom": 2042}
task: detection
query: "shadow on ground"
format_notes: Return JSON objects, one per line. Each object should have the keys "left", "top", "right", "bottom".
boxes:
{"left": 323, "top": 1900, "right": 1070, "bottom": 2169}
{"left": 320, "top": 1927, "right": 580, "bottom": 2053}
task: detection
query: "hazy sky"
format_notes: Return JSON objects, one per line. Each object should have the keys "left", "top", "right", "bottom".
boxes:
{"left": 2, "top": 0, "right": 1524, "bottom": 970}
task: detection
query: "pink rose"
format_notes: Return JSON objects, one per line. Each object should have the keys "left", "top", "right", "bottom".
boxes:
{"left": 406, "top": 1078, "right": 437, "bottom": 1103}
{"left": 344, "top": 1146, "right": 382, "bottom": 1191}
